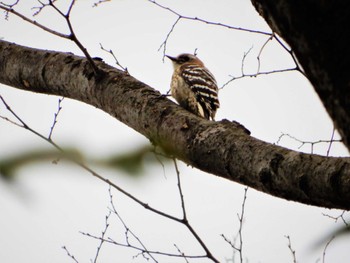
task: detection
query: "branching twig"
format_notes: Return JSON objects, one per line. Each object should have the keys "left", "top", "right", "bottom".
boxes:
{"left": 221, "top": 67, "right": 298, "bottom": 89}
{"left": 273, "top": 35, "right": 305, "bottom": 76}
{"left": 92, "top": 211, "right": 111, "bottom": 263}
{"left": 148, "top": 0, "right": 271, "bottom": 36}
{"left": 148, "top": 0, "right": 271, "bottom": 58}
{"left": 221, "top": 187, "right": 248, "bottom": 263}
{"left": 149, "top": 0, "right": 303, "bottom": 86}
{"left": 241, "top": 46, "right": 253, "bottom": 77}
{"left": 0, "top": 1, "right": 99, "bottom": 73}
{"left": 174, "top": 244, "right": 189, "bottom": 263}
{"left": 322, "top": 211, "right": 349, "bottom": 227}
{"left": 256, "top": 34, "right": 274, "bottom": 73}
{"left": 1, "top": 95, "right": 217, "bottom": 262}
{"left": 173, "top": 158, "right": 219, "bottom": 262}
{"left": 158, "top": 16, "right": 181, "bottom": 59}
{"left": 276, "top": 133, "right": 342, "bottom": 155}
{"left": 107, "top": 186, "right": 157, "bottom": 262}
{"left": 84, "top": 232, "right": 209, "bottom": 260}
{"left": 221, "top": 34, "right": 303, "bottom": 89}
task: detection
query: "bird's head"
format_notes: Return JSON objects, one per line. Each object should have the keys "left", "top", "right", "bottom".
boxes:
{"left": 166, "top": 53, "right": 204, "bottom": 69}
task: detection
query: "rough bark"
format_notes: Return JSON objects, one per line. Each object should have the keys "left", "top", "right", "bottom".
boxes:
{"left": 251, "top": 0, "right": 350, "bottom": 150}
{"left": 0, "top": 40, "right": 350, "bottom": 210}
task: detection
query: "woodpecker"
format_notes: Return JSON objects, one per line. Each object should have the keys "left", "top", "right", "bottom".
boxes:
{"left": 166, "top": 53, "right": 219, "bottom": 120}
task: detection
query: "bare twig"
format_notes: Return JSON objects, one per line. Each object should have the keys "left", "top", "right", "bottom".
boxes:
{"left": 62, "top": 246, "right": 79, "bottom": 263}
{"left": 0, "top": 1, "right": 99, "bottom": 73}
{"left": 273, "top": 35, "right": 305, "bottom": 76}
{"left": 322, "top": 236, "right": 335, "bottom": 263}
{"left": 322, "top": 211, "right": 349, "bottom": 227}
{"left": 148, "top": 0, "right": 303, "bottom": 86}
{"left": 285, "top": 235, "right": 297, "bottom": 263}
{"left": 276, "top": 133, "right": 342, "bottom": 155}
{"left": 221, "top": 187, "right": 248, "bottom": 263}
{"left": 84, "top": 232, "right": 209, "bottom": 261}
{"left": 92, "top": 211, "right": 111, "bottom": 263}
{"left": 237, "top": 187, "right": 248, "bottom": 263}
{"left": 107, "top": 186, "right": 157, "bottom": 262}
{"left": 1, "top": 95, "right": 217, "bottom": 262}
{"left": 0, "top": 4, "right": 67, "bottom": 38}
{"left": 256, "top": 34, "right": 274, "bottom": 73}
{"left": 241, "top": 46, "right": 253, "bottom": 76}
{"left": 92, "top": 0, "right": 111, "bottom": 7}
{"left": 221, "top": 33, "right": 303, "bottom": 90}
{"left": 173, "top": 159, "right": 219, "bottom": 262}
{"left": 221, "top": 67, "right": 299, "bottom": 89}
{"left": 48, "top": 97, "right": 64, "bottom": 140}
{"left": 0, "top": 114, "right": 22, "bottom": 128}
{"left": 99, "top": 43, "right": 128, "bottom": 73}
{"left": 158, "top": 16, "right": 181, "bottom": 59}
{"left": 174, "top": 244, "right": 189, "bottom": 263}
{"left": 148, "top": 0, "right": 271, "bottom": 36}
{"left": 148, "top": 0, "right": 271, "bottom": 59}
{"left": 326, "top": 128, "right": 336, "bottom": 157}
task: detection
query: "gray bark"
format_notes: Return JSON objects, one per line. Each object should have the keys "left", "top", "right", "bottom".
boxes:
{"left": 0, "top": 40, "right": 349, "bottom": 210}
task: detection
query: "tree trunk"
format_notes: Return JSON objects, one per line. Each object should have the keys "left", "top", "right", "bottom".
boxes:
{"left": 251, "top": 0, "right": 350, "bottom": 150}
{"left": 0, "top": 40, "right": 349, "bottom": 210}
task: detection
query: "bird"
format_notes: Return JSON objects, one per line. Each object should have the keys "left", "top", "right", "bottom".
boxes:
{"left": 166, "top": 53, "right": 219, "bottom": 120}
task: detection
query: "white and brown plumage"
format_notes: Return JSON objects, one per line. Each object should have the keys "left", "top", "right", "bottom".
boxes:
{"left": 166, "top": 53, "right": 219, "bottom": 120}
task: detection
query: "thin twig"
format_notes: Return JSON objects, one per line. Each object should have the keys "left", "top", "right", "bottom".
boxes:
{"left": 173, "top": 158, "right": 219, "bottom": 263}
{"left": 221, "top": 67, "right": 299, "bottom": 89}
{"left": 174, "top": 244, "right": 189, "bottom": 263}
{"left": 83, "top": 233, "right": 208, "bottom": 260}
{"left": 326, "top": 128, "right": 336, "bottom": 157}
{"left": 148, "top": 0, "right": 271, "bottom": 36}
{"left": 92, "top": 0, "right": 111, "bottom": 7}
{"left": 0, "top": 4, "right": 68, "bottom": 38}
{"left": 322, "top": 236, "right": 335, "bottom": 263}
{"left": 322, "top": 211, "right": 349, "bottom": 227}
{"left": 0, "top": 1, "right": 99, "bottom": 73}
{"left": 48, "top": 97, "right": 64, "bottom": 140}
{"left": 241, "top": 46, "right": 253, "bottom": 76}
{"left": 221, "top": 187, "right": 248, "bottom": 263}
{"left": 92, "top": 211, "right": 111, "bottom": 263}
{"left": 158, "top": 16, "right": 181, "bottom": 59}
{"left": 273, "top": 35, "right": 305, "bottom": 76}
{"left": 256, "top": 34, "right": 274, "bottom": 73}
{"left": 237, "top": 187, "right": 248, "bottom": 263}
{"left": 99, "top": 43, "right": 128, "bottom": 73}
{"left": 285, "top": 235, "right": 297, "bottom": 263}
{"left": 276, "top": 133, "right": 342, "bottom": 155}
{"left": 107, "top": 187, "right": 157, "bottom": 262}
{"left": 173, "top": 159, "right": 187, "bottom": 220}
{"left": 62, "top": 246, "right": 79, "bottom": 263}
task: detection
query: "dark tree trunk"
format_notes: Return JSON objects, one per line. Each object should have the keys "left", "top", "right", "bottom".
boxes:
{"left": 251, "top": 0, "right": 350, "bottom": 150}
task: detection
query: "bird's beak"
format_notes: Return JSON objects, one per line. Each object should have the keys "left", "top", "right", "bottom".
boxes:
{"left": 165, "top": 55, "right": 176, "bottom": 61}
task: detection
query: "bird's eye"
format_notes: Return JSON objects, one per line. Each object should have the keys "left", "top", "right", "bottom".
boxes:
{"left": 179, "top": 55, "right": 190, "bottom": 63}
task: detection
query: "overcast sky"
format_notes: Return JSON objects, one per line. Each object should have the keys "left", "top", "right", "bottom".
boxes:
{"left": 1, "top": 0, "right": 349, "bottom": 262}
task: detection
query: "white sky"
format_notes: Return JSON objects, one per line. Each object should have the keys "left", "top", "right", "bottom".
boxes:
{"left": 0, "top": 0, "right": 349, "bottom": 262}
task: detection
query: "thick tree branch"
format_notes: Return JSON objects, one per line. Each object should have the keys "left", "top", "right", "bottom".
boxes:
{"left": 0, "top": 40, "right": 350, "bottom": 210}
{"left": 251, "top": 0, "right": 350, "bottom": 150}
